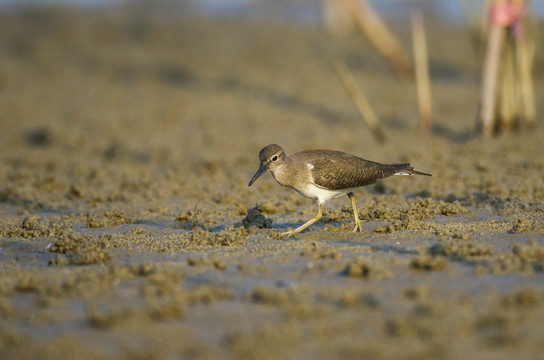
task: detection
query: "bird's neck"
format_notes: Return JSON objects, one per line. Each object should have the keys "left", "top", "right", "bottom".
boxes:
{"left": 271, "top": 157, "right": 304, "bottom": 188}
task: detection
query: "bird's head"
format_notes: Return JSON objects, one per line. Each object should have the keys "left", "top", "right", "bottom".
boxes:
{"left": 248, "top": 144, "right": 286, "bottom": 186}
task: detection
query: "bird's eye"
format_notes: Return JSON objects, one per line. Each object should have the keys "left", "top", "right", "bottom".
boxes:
{"left": 271, "top": 155, "right": 278, "bottom": 162}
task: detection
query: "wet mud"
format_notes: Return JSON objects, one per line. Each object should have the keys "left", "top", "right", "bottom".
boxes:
{"left": 0, "top": 6, "right": 543, "bottom": 359}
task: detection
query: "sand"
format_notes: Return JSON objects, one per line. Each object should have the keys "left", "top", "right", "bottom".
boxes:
{"left": 0, "top": 5, "right": 543, "bottom": 359}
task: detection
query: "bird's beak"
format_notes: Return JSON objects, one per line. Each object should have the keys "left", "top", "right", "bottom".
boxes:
{"left": 248, "top": 163, "right": 267, "bottom": 187}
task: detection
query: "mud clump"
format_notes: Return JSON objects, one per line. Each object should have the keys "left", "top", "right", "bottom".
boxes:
{"left": 87, "top": 304, "right": 132, "bottom": 329}
{"left": 49, "top": 233, "right": 89, "bottom": 253}
{"left": 385, "top": 316, "right": 437, "bottom": 340}
{"left": 242, "top": 206, "right": 272, "bottom": 229}
{"left": 187, "top": 285, "right": 234, "bottom": 304}
{"left": 342, "top": 259, "right": 393, "bottom": 279}
{"left": 375, "top": 218, "right": 430, "bottom": 234}
{"left": 14, "top": 274, "right": 41, "bottom": 293}
{"left": 336, "top": 291, "right": 381, "bottom": 309}
{"left": 501, "top": 288, "right": 540, "bottom": 309}
{"left": 370, "top": 199, "right": 469, "bottom": 233}
{"left": 475, "top": 312, "right": 519, "bottom": 348}
{"left": 19, "top": 215, "right": 71, "bottom": 238}
{"left": 251, "top": 285, "right": 308, "bottom": 306}
{"left": 129, "top": 262, "right": 157, "bottom": 276}
{"left": 509, "top": 218, "right": 544, "bottom": 234}
{"left": 488, "top": 242, "right": 544, "bottom": 274}
{"left": 22, "top": 215, "right": 41, "bottom": 231}
{"left": 226, "top": 323, "right": 302, "bottom": 360}
{"left": 0, "top": 298, "right": 17, "bottom": 318}
{"left": 187, "top": 256, "right": 227, "bottom": 270}
{"left": 403, "top": 285, "right": 430, "bottom": 301}
{"left": 86, "top": 209, "right": 132, "bottom": 228}
{"left": 48, "top": 233, "right": 111, "bottom": 266}
{"left": 175, "top": 207, "right": 216, "bottom": 230}
{"left": 428, "top": 241, "right": 492, "bottom": 259}
{"left": 190, "top": 226, "right": 248, "bottom": 246}
{"left": 50, "top": 250, "right": 111, "bottom": 266}
{"left": 363, "top": 198, "right": 468, "bottom": 222}
{"left": 87, "top": 299, "right": 185, "bottom": 329}
{"left": 300, "top": 243, "right": 342, "bottom": 260}
{"left": 511, "top": 242, "right": 544, "bottom": 262}
{"left": 25, "top": 127, "right": 51, "bottom": 147}
{"left": 410, "top": 255, "right": 447, "bottom": 271}
{"left": 67, "top": 184, "right": 85, "bottom": 200}
{"left": 139, "top": 275, "right": 184, "bottom": 298}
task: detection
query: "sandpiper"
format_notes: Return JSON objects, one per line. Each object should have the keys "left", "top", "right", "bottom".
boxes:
{"left": 249, "top": 144, "right": 431, "bottom": 237}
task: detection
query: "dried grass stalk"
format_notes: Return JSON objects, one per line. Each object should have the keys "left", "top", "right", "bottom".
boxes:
{"left": 477, "top": 0, "right": 533, "bottom": 136}
{"left": 478, "top": 22, "right": 503, "bottom": 136}
{"left": 411, "top": 12, "right": 432, "bottom": 133}
{"left": 341, "top": 0, "right": 413, "bottom": 80}
{"left": 478, "top": 0, "right": 535, "bottom": 136}
{"left": 335, "top": 61, "right": 386, "bottom": 143}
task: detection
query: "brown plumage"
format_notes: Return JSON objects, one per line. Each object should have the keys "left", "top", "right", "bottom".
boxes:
{"left": 293, "top": 150, "right": 429, "bottom": 190}
{"left": 249, "top": 144, "right": 431, "bottom": 237}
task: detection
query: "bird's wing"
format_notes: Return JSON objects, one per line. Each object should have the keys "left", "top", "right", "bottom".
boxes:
{"left": 299, "top": 151, "right": 389, "bottom": 190}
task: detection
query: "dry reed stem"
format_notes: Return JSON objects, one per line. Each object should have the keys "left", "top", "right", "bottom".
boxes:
{"left": 517, "top": 20, "right": 536, "bottom": 124}
{"left": 322, "top": 0, "right": 355, "bottom": 36}
{"left": 411, "top": 12, "right": 432, "bottom": 133}
{"left": 334, "top": 61, "right": 386, "bottom": 143}
{"left": 499, "top": 35, "right": 518, "bottom": 130}
{"left": 479, "top": 22, "right": 504, "bottom": 136}
{"left": 478, "top": 0, "right": 534, "bottom": 135}
{"left": 341, "top": 0, "right": 413, "bottom": 80}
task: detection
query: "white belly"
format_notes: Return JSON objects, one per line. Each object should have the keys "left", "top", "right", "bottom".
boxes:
{"left": 294, "top": 183, "right": 354, "bottom": 205}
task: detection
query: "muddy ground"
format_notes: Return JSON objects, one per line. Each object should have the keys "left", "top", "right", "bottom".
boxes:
{"left": 0, "top": 5, "right": 544, "bottom": 360}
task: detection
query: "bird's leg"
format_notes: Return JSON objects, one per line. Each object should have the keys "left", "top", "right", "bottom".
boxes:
{"left": 348, "top": 192, "right": 362, "bottom": 232}
{"left": 281, "top": 203, "right": 323, "bottom": 237}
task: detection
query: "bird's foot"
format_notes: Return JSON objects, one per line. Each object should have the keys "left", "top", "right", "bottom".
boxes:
{"left": 280, "top": 229, "right": 298, "bottom": 237}
{"left": 351, "top": 219, "right": 363, "bottom": 232}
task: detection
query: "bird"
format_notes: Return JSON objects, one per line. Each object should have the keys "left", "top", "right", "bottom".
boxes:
{"left": 248, "top": 144, "right": 431, "bottom": 237}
